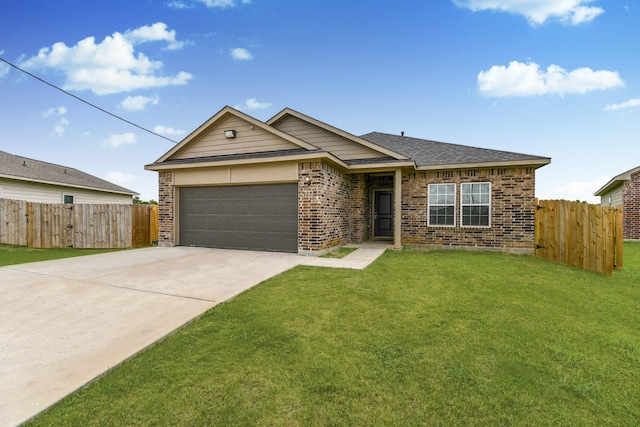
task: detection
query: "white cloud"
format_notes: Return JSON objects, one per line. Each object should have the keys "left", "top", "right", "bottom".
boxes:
{"left": 0, "top": 50, "right": 9, "bottom": 78}
{"left": 153, "top": 125, "right": 186, "bottom": 136}
{"left": 42, "top": 106, "right": 69, "bottom": 135}
{"left": 43, "top": 106, "right": 68, "bottom": 117}
{"left": 231, "top": 47, "right": 253, "bottom": 60}
{"left": 234, "top": 98, "right": 272, "bottom": 111}
{"left": 19, "top": 23, "right": 192, "bottom": 95}
{"left": 120, "top": 95, "right": 160, "bottom": 111}
{"left": 51, "top": 117, "right": 69, "bottom": 136}
{"left": 103, "top": 132, "right": 137, "bottom": 148}
{"left": 124, "top": 22, "right": 185, "bottom": 50}
{"left": 167, "top": 1, "right": 193, "bottom": 9}
{"left": 541, "top": 176, "right": 610, "bottom": 203}
{"left": 477, "top": 61, "right": 624, "bottom": 97}
{"left": 604, "top": 98, "right": 640, "bottom": 111}
{"left": 196, "top": 0, "right": 250, "bottom": 8}
{"left": 453, "top": 0, "right": 604, "bottom": 25}
{"left": 106, "top": 171, "right": 137, "bottom": 184}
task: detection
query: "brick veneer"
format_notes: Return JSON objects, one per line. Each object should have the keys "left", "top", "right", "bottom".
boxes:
{"left": 401, "top": 167, "right": 536, "bottom": 253}
{"left": 158, "top": 171, "right": 175, "bottom": 246}
{"left": 623, "top": 170, "right": 640, "bottom": 239}
{"left": 159, "top": 162, "right": 538, "bottom": 254}
{"left": 298, "top": 161, "right": 366, "bottom": 253}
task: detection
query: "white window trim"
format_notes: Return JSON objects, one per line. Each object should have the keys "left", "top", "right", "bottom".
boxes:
{"left": 63, "top": 194, "right": 74, "bottom": 204}
{"left": 428, "top": 183, "right": 456, "bottom": 227}
{"left": 460, "top": 182, "right": 491, "bottom": 228}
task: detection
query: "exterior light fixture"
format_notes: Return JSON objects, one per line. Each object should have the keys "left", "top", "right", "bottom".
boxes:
{"left": 224, "top": 129, "right": 236, "bottom": 138}
{"left": 304, "top": 176, "right": 312, "bottom": 186}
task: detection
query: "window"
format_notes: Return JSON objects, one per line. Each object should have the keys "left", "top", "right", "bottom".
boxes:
{"left": 428, "top": 183, "right": 455, "bottom": 226}
{"left": 461, "top": 182, "right": 490, "bottom": 227}
{"left": 63, "top": 195, "right": 74, "bottom": 204}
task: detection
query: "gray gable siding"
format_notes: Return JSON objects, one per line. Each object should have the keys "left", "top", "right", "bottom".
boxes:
{"left": 274, "top": 116, "right": 390, "bottom": 161}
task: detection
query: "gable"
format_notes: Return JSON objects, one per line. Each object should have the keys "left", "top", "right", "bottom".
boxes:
{"left": 267, "top": 108, "right": 407, "bottom": 163}
{"left": 272, "top": 115, "right": 391, "bottom": 161}
{"left": 172, "top": 114, "right": 305, "bottom": 160}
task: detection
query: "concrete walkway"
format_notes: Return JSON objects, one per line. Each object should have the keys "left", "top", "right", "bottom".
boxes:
{"left": 0, "top": 244, "right": 387, "bottom": 426}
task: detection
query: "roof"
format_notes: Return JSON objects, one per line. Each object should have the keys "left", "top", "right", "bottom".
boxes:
{"left": 359, "top": 132, "right": 551, "bottom": 169}
{"left": 0, "top": 150, "right": 138, "bottom": 196}
{"left": 146, "top": 107, "right": 550, "bottom": 172}
{"left": 594, "top": 165, "right": 640, "bottom": 197}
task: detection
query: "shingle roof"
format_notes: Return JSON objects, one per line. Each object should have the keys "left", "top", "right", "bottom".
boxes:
{"left": 0, "top": 150, "right": 137, "bottom": 195}
{"left": 359, "top": 132, "right": 550, "bottom": 168}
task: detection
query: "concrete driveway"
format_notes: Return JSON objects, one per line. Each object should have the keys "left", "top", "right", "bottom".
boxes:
{"left": 0, "top": 247, "right": 306, "bottom": 426}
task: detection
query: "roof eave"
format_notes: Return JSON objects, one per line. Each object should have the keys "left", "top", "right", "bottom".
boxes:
{"left": 594, "top": 182, "right": 621, "bottom": 197}
{"left": 0, "top": 174, "right": 138, "bottom": 196}
{"left": 594, "top": 165, "right": 640, "bottom": 196}
{"left": 415, "top": 158, "right": 551, "bottom": 171}
{"left": 145, "top": 151, "right": 350, "bottom": 171}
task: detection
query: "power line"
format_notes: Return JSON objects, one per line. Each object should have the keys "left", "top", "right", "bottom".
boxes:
{"left": 0, "top": 56, "right": 179, "bottom": 144}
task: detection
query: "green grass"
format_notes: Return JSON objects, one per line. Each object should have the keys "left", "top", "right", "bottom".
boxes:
{"left": 27, "top": 244, "right": 640, "bottom": 426}
{"left": 320, "top": 246, "right": 358, "bottom": 258}
{"left": 0, "top": 244, "right": 121, "bottom": 267}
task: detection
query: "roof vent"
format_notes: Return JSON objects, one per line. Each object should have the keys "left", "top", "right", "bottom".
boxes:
{"left": 22, "top": 160, "right": 26, "bottom": 166}
{"left": 401, "top": 131, "right": 405, "bottom": 137}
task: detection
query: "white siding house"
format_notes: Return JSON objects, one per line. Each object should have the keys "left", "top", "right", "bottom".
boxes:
{"left": 0, "top": 151, "right": 137, "bottom": 204}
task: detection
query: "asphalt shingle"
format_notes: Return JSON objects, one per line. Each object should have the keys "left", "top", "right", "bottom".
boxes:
{"left": 0, "top": 150, "right": 137, "bottom": 195}
{"left": 359, "top": 132, "right": 550, "bottom": 167}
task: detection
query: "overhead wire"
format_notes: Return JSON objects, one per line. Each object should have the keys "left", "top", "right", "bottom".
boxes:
{"left": 0, "top": 56, "right": 179, "bottom": 144}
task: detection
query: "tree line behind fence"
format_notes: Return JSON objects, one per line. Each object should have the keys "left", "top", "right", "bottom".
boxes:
{"left": 0, "top": 199, "right": 158, "bottom": 249}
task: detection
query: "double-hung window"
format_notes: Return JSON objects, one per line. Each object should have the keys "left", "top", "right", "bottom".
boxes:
{"left": 428, "top": 183, "right": 456, "bottom": 226}
{"left": 461, "top": 182, "right": 490, "bottom": 227}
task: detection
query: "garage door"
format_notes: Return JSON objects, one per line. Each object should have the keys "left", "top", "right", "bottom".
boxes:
{"left": 179, "top": 184, "right": 298, "bottom": 253}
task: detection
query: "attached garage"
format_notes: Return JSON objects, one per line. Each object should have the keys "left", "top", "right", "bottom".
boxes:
{"left": 179, "top": 183, "right": 298, "bottom": 253}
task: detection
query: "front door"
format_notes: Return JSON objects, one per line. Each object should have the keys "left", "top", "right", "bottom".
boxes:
{"left": 374, "top": 190, "right": 393, "bottom": 238}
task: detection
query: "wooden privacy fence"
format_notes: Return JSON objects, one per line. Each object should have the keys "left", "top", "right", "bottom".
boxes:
{"left": 535, "top": 199, "right": 623, "bottom": 276}
{"left": 0, "top": 199, "right": 158, "bottom": 249}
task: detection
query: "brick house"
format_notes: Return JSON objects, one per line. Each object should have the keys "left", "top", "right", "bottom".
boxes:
{"left": 595, "top": 165, "right": 640, "bottom": 240}
{"left": 145, "top": 106, "right": 550, "bottom": 254}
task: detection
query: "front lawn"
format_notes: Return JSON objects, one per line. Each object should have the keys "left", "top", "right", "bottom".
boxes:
{"left": 0, "top": 244, "right": 121, "bottom": 267}
{"left": 27, "top": 244, "right": 640, "bottom": 425}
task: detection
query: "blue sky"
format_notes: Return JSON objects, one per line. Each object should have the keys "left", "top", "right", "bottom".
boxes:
{"left": 1, "top": 0, "right": 638, "bottom": 202}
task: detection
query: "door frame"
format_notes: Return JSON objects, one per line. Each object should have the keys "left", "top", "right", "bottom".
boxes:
{"left": 372, "top": 188, "right": 394, "bottom": 240}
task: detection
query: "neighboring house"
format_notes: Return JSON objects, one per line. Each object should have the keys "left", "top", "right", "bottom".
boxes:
{"left": 0, "top": 150, "right": 137, "bottom": 204}
{"left": 595, "top": 165, "right": 640, "bottom": 240}
{"left": 145, "top": 106, "right": 550, "bottom": 254}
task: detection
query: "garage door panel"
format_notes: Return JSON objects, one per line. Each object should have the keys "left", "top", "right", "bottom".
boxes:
{"left": 180, "top": 184, "right": 298, "bottom": 253}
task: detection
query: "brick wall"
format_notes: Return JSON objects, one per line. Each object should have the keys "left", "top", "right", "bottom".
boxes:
{"left": 401, "top": 167, "right": 536, "bottom": 252}
{"left": 158, "top": 171, "right": 175, "bottom": 246}
{"left": 298, "top": 161, "right": 355, "bottom": 253}
{"left": 623, "top": 171, "right": 640, "bottom": 239}
{"left": 349, "top": 173, "right": 368, "bottom": 243}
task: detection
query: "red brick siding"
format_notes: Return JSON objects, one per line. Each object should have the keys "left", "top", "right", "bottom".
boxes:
{"left": 298, "top": 161, "right": 355, "bottom": 252}
{"left": 158, "top": 171, "right": 175, "bottom": 246}
{"left": 401, "top": 167, "right": 536, "bottom": 251}
{"left": 623, "top": 171, "right": 640, "bottom": 239}
{"left": 349, "top": 174, "right": 368, "bottom": 243}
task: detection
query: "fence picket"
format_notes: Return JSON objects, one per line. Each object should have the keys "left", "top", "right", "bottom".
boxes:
{"left": 535, "top": 199, "right": 622, "bottom": 276}
{"left": 0, "top": 199, "right": 157, "bottom": 249}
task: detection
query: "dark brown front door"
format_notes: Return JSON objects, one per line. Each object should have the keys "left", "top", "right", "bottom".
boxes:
{"left": 374, "top": 191, "right": 393, "bottom": 238}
